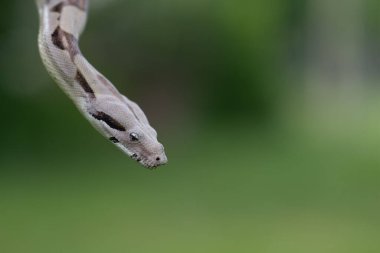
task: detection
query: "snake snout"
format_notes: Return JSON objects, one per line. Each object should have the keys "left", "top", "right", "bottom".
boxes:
{"left": 143, "top": 152, "right": 168, "bottom": 169}
{"left": 131, "top": 151, "right": 168, "bottom": 168}
{"left": 154, "top": 153, "right": 168, "bottom": 165}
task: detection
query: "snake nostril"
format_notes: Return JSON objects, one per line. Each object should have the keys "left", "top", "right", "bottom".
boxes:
{"left": 156, "top": 157, "right": 161, "bottom": 161}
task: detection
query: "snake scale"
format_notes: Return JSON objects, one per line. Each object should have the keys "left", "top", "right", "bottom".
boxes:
{"left": 36, "top": 0, "right": 168, "bottom": 169}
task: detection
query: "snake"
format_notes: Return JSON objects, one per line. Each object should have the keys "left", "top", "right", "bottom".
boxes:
{"left": 36, "top": 0, "right": 168, "bottom": 169}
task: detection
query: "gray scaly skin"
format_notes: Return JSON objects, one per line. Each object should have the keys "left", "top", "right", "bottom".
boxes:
{"left": 36, "top": 0, "right": 168, "bottom": 169}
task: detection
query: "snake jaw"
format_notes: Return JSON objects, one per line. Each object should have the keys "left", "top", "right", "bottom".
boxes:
{"left": 130, "top": 152, "right": 168, "bottom": 169}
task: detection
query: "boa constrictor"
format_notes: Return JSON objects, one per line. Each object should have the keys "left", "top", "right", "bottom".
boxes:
{"left": 36, "top": 0, "right": 167, "bottom": 169}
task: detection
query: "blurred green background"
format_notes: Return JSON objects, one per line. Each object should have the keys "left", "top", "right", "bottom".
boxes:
{"left": 1, "top": 0, "right": 380, "bottom": 252}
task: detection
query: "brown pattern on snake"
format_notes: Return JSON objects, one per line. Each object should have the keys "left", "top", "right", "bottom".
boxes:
{"left": 51, "top": 26, "right": 81, "bottom": 61}
{"left": 75, "top": 71, "right": 95, "bottom": 97}
{"left": 51, "top": 9, "right": 91, "bottom": 98}
{"left": 51, "top": 3, "right": 65, "bottom": 13}
{"left": 51, "top": 26, "right": 65, "bottom": 50}
{"left": 90, "top": 112, "right": 126, "bottom": 131}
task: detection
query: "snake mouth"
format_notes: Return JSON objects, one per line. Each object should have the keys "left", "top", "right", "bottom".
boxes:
{"left": 130, "top": 153, "right": 167, "bottom": 169}
{"left": 131, "top": 153, "right": 140, "bottom": 161}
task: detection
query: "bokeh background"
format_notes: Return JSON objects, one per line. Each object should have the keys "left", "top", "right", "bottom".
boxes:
{"left": 1, "top": 0, "right": 380, "bottom": 252}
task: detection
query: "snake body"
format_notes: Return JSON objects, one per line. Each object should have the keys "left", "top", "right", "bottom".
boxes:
{"left": 36, "top": 0, "right": 167, "bottom": 168}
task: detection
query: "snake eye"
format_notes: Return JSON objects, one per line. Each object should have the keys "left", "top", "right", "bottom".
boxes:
{"left": 129, "top": 133, "right": 139, "bottom": 142}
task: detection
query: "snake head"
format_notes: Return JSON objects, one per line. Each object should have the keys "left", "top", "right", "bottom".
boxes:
{"left": 114, "top": 130, "right": 168, "bottom": 169}
{"left": 89, "top": 95, "right": 168, "bottom": 169}
{"left": 122, "top": 128, "right": 168, "bottom": 169}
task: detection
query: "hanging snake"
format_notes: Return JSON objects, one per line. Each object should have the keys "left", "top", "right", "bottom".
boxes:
{"left": 36, "top": 0, "right": 168, "bottom": 169}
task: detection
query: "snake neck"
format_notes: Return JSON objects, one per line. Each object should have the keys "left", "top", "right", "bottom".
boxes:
{"left": 38, "top": 0, "right": 123, "bottom": 103}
